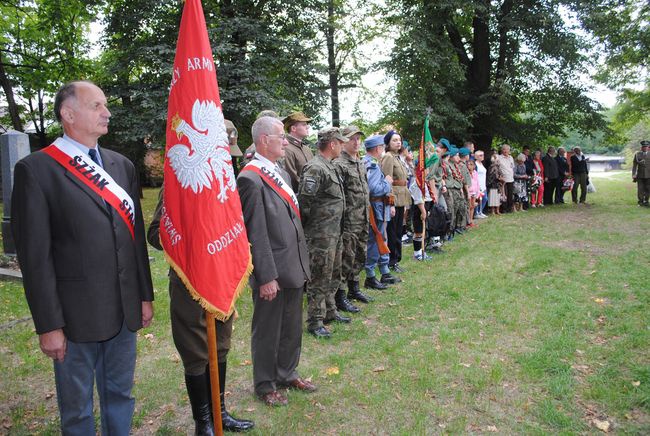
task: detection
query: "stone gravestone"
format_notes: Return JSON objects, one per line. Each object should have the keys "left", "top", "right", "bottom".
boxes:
{"left": 1, "top": 131, "right": 31, "bottom": 254}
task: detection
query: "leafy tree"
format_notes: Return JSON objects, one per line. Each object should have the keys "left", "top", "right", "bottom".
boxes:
{"left": 0, "top": 0, "right": 99, "bottom": 146}
{"left": 383, "top": 0, "right": 607, "bottom": 150}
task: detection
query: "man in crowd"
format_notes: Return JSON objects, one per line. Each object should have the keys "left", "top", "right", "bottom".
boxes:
{"left": 555, "top": 147, "right": 570, "bottom": 204}
{"left": 299, "top": 127, "right": 350, "bottom": 338}
{"left": 333, "top": 125, "right": 373, "bottom": 311}
{"left": 241, "top": 110, "right": 280, "bottom": 166}
{"left": 11, "top": 81, "right": 154, "bottom": 434}
{"left": 148, "top": 188, "right": 254, "bottom": 433}
{"left": 238, "top": 116, "right": 313, "bottom": 406}
{"left": 570, "top": 146, "right": 589, "bottom": 204}
{"left": 542, "top": 146, "right": 559, "bottom": 205}
{"left": 447, "top": 148, "right": 468, "bottom": 234}
{"left": 498, "top": 144, "right": 515, "bottom": 212}
{"left": 283, "top": 111, "right": 314, "bottom": 191}
{"left": 632, "top": 140, "right": 650, "bottom": 207}
{"left": 364, "top": 135, "right": 400, "bottom": 289}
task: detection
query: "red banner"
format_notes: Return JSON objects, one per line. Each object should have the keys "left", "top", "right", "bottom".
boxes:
{"left": 162, "top": 0, "right": 252, "bottom": 320}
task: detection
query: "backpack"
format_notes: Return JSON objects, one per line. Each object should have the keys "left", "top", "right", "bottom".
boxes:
{"left": 427, "top": 203, "right": 450, "bottom": 237}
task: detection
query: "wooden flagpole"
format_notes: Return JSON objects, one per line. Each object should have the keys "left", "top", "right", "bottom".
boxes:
{"left": 206, "top": 312, "right": 224, "bottom": 436}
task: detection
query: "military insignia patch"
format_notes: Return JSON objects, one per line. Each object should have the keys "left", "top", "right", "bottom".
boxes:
{"left": 303, "top": 177, "right": 318, "bottom": 194}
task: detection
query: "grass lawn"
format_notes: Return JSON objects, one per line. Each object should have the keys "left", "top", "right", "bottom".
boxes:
{"left": 0, "top": 171, "right": 648, "bottom": 434}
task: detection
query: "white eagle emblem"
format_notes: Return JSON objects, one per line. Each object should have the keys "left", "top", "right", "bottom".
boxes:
{"left": 168, "top": 100, "right": 236, "bottom": 202}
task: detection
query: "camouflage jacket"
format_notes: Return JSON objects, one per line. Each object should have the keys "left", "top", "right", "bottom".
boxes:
{"left": 298, "top": 154, "right": 345, "bottom": 239}
{"left": 333, "top": 150, "right": 369, "bottom": 232}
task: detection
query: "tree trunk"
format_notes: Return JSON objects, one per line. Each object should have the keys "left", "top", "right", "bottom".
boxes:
{"left": 0, "top": 53, "right": 24, "bottom": 132}
{"left": 326, "top": 0, "right": 339, "bottom": 127}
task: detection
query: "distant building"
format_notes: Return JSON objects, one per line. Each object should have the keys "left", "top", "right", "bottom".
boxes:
{"left": 585, "top": 154, "right": 625, "bottom": 172}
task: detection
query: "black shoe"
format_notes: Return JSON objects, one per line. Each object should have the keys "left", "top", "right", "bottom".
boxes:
{"left": 454, "top": 228, "right": 465, "bottom": 235}
{"left": 308, "top": 326, "right": 331, "bottom": 338}
{"left": 185, "top": 373, "right": 215, "bottom": 436}
{"left": 324, "top": 313, "right": 351, "bottom": 324}
{"left": 364, "top": 276, "right": 388, "bottom": 290}
{"left": 381, "top": 273, "right": 401, "bottom": 284}
{"left": 216, "top": 362, "right": 254, "bottom": 432}
{"left": 335, "top": 289, "right": 360, "bottom": 313}
{"left": 429, "top": 246, "right": 444, "bottom": 254}
{"left": 348, "top": 288, "right": 373, "bottom": 303}
{"left": 389, "top": 264, "right": 405, "bottom": 273}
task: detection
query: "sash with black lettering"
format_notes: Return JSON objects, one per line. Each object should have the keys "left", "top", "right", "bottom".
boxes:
{"left": 241, "top": 159, "right": 300, "bottom": 219}
{"left": 42, "top": 138, "right": 136, "bottom": 239}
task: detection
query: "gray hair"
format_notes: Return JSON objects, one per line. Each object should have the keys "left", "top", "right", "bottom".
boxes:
{"left": 53, "top": 80, "right": 96, "bottom": 123}
{"left": 252, "top": 116, "right": 283, "bottom": 144}
{"left": 516, "top": 153, "right": 526, "bottom": 162}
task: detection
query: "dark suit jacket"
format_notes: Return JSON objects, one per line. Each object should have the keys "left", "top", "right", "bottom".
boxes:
{"left": 237, "top": 166, "right": 310, "bottom": 290}
{"left": 11, "top": 145, "right": 154, "bottom": 343}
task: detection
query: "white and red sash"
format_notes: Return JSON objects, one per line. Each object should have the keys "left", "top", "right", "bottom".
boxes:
{"left": 42, "top": 138, "right": 136, "bottom": 239}
{"left": 242, "top": 158, "right": 300, "bottom": 218}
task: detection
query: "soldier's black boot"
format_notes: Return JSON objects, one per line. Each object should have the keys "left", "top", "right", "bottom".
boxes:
{"left": 347, "top": 280, "right": 373, "bottom": 303}
{"left": 335, "top": 289, "right": 360, "bottom": 313}
{"left": 364, "top": 276, "right": 388, "bottom": 290}
{"left": 185, "top": 373, "right": 215, "bottom": 436}
{"left": 216, "top": 362, "right": 255, "bottom": 432}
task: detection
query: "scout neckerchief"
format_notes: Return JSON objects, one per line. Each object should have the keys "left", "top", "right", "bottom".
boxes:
{"left": 242, "top": 157, "right": 300, "bottom": 218}
{"left": 42, "top": 137, "right": 136, "bottom": 239}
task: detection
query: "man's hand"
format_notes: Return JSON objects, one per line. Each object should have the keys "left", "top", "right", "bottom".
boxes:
{"left": 385, "top": 175, "right": 393, "bottom": 184}
{"left": 390, "top": 206, "right": 396, "bottom": 218}
{"left": 39, "top": 329, "right": 67, "bottom": 362}
{"left": 259, "top": 280, "right": 280, "bottom": 301}
{"left": 142, "top": 301, "right": 154, "bottom": 328}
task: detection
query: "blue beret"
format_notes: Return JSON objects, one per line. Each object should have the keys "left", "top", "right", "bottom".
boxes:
{"left": 365, "top": 135, "right": 384, "bottom": 150}
{"left": 458, "top": 147, "right": 470, "bottom": 157}
{"left": 384, "top": 130, "right": 398, "bottom": 145}
{"left": 445, "top": 147, "right": 459, "bottom": 157}
{"left": 439, "top": 138, "right": 451, "bottom": 149}
{"left": 402, "top": 139, "right": 410, "bottom": 150}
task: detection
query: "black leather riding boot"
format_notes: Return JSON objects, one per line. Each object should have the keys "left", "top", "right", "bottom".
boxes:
{"left": 185, "top": 373, "right": 215, "bottom": 436}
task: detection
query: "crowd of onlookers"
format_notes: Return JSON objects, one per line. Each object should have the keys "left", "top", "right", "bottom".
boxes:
{"left": 393, "top": 140, "right": 592, "bottom": 258}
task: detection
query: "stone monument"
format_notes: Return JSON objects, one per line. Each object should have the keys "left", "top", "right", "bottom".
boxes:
{"left": 1, "top": 131, "right": 30, "bottom": 254}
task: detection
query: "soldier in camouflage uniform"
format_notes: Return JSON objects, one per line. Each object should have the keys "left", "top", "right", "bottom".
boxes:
{"left": 458, "top": 147, "right": 472, "bottom": 229}
{"left": 333, "top": 126, "right": 373, "bottom": 312}
{"left": 447, "top": 148, "right": 468, "bottom": 234}
{"left": 298, "top": 127, "right": 350, "bottom": 339}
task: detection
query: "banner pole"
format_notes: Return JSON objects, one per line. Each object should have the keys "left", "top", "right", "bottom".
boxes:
{"left": 206, "top": 311, "right": 224, "bottom": 436}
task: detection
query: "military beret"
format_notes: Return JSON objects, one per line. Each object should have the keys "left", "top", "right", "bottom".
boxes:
{"left": 318, "top": 127, "right": 348, "bottom": 145}
{"left": 364, "top": 135, "right": 384, "bottom": 150}
{"left": 341, "top": 125, "right": 365, "bottom": 138}
{"left": 458, "top": 147, "right": 470, "bottom": 157}
{"left": 439, "top": 138, "right": 451, "bottom": 149}
{"left": 384, "top": 130, "right": 399, "bottom": 145}
{"left": 283, "top": 111, "right": 312, "bottom": 128}
{"left": 641, "top": 140, "right": 649, "bottom": 146}
{"left": 224, "top": 119, "right": 243, "bottom": 157}
{"left": 445, "top": 147, "right": 459, "bottom": 157}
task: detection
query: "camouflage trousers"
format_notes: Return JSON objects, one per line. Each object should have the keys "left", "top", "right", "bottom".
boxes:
{"left": 339, "top": 227, "right": 369, "bottom": 291}
{"left": 306, "top": 236, "right": 342, "bottom": 330}
{"left": 449, "top": 188, "right": 467, "bottom": 230}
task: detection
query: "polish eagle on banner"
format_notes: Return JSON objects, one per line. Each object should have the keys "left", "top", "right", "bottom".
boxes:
{"left": 162, "top": 0, "right": 252, "bottom": 319}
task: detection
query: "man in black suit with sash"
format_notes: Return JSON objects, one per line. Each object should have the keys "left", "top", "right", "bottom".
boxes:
{"left": 11, "top": 81, "right": 154, "bottom": 434}
{"left": 237, "top": 116, "right": 313, "bottom": 407}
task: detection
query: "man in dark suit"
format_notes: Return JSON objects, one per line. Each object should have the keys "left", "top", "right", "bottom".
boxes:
{"left": 237, "top": 116, "right": 313, "bottom": 407}
{"left": 11, "top": 81, "right": 154, "bottom": 434}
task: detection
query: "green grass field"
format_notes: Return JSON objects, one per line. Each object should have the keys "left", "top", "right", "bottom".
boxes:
{"left": 1, "top": 171, "right": 648, "bottom": 434}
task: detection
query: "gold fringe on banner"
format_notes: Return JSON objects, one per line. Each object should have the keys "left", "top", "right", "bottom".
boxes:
{"left": 163, "top": 248, "right": 253, "bottom": 322}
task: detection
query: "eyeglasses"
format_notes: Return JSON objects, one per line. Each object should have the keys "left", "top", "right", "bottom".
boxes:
{"left": 266, "top": 134, "right": 286, "bottom": 140}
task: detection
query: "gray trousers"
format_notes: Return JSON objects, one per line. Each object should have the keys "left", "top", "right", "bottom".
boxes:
{"left": 251, "top": 286, "right": 303, "bottom": 396}
{"left": 572, "top": 173, "right": 588, "bottom": 203}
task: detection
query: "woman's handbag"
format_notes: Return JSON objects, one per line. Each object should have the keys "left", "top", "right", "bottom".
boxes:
{"left": 562, "top": 177, "right": 574, "bottom": 191}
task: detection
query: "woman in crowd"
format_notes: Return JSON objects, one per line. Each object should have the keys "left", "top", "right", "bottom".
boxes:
{"left": 487, "top": 152, "right": 503, "bottom": 215}
{"left": 467, "top": 159, "right": 480, "bottom": 226}
{"left": 381, "top": 130, "right": 410, "bottom": 272}
{"left": 474, "top": 150, "right": 488, "bottom": 218}
{"left": 513, "top": 154, "right": 529, "bottom": 211}
{"left": 530, "top": 150, "right": 544, "bottom": 207}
